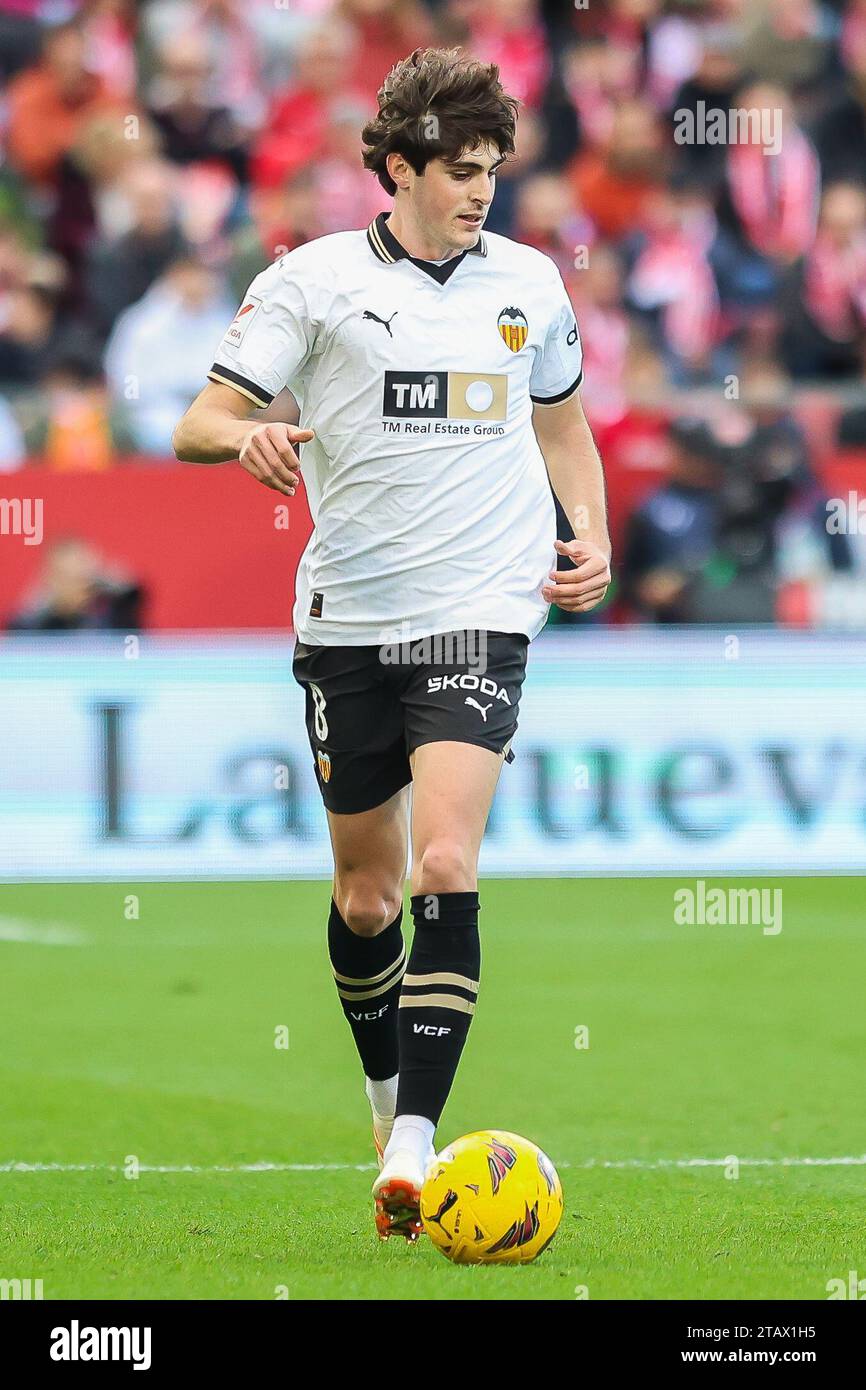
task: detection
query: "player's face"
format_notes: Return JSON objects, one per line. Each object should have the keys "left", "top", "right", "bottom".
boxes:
{"left": 414, "top": 142, "right": 504, "bottom": 252}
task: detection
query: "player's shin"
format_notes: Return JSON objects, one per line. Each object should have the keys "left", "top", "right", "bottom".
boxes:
{"left": 327, "top": 900, "right": 404, "bottom": 1155}
{"left": 388, "top": 891, "right": 481, "bottom": 1167}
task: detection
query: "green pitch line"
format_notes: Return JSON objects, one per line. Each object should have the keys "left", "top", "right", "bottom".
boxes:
{"left": 0, "top": 878, "right": 862, "bottom": 1301}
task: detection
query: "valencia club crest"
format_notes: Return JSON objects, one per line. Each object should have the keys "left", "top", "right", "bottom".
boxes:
{"left": 497, "top": 306, "right": 528, "bottom": 352}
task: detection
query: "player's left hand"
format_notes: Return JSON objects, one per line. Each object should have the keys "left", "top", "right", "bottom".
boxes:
{"left": 542, "top": 538, "right": 611, "bottom": 613}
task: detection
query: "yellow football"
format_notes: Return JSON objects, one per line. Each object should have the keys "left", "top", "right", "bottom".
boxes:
{"left": 420, "top": 1129, "right": 563, "bottom": 1264}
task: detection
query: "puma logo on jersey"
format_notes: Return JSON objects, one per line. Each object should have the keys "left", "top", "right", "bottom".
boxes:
{"left": 465, "top": 697, "right": 493, "bottom": 721}
{"left": 427, "top": 674, "right": 511, "bottom": 705}
{"left": 362, "top": 309, "right": 398, "bottom": 337}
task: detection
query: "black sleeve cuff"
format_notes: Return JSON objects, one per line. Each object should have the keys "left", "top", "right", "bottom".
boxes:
{"left": 207, "top": 363, "right": 275, "bottom": 409}
{"left": 530, "top": 372, "right": 583, "bottom": 406}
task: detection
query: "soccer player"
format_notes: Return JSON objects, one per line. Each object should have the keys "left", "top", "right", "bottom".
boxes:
{"left": 173, "top": 47, "right": 610, "bottom": 1242}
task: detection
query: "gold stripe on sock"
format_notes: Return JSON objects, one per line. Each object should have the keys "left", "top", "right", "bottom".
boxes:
{"left": 331, "top": 946, "right": 406, "bottom": 987}
{"left": 403, "top": 970, "right": 478, "bottom": 994}
{"left": 398, "top": 993, "right": 476, "bottom": 1015}
{"left": 335, "top": 965, "right": 406, "bottom": 1002}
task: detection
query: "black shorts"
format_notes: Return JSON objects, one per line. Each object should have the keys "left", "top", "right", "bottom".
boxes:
{"left": 292, "top": 629, "right": 529, "bottom": 814}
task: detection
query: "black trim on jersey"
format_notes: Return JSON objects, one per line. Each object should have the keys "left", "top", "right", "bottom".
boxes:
{"left": 207, "top": 363, "right": 275, "bottom": 409}
{"left": 367, "top": 212, "right": 487, "bottom": 285}
{"left": 529, "top": 371, "right": 583, "bottom": 407}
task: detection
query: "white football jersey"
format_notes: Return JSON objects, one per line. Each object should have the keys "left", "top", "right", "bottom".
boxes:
{"left": 208, "top": 213, "right": 583, "bottom": 645}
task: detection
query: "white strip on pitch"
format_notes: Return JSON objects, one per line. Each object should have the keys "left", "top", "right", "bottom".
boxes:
{"left": 0, "top": 917, "right": 88, "bottom": 945}
{"left": 2, "top": 1156, "right": 865, "bottom": 1175}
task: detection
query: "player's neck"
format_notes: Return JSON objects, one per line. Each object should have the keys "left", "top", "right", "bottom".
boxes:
{"left": 384, "top": 209, "right": 461, "bottom": 263}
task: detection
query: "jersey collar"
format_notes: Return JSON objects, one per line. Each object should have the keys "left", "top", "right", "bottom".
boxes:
{"left": 367, "top": 212, "right": 487, "bottom": 285}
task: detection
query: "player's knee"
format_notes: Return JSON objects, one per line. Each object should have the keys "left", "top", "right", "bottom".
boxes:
{"left": 416, "top": 840, "right": 475, "bottom": 893}
{"left": 338, "top": 885, "right": 402, "bottom": 937}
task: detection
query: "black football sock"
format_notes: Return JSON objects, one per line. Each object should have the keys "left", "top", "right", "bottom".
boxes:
{"left": 327, "top": 899, "right": 404, "bottom": 1082}
{"left": 395, "top": 892, "right": 481, "bottom": 1127}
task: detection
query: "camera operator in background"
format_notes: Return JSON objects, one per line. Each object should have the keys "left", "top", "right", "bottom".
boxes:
{"left": 622, "top": 382, "right": 851, "bottom": 624}
{"left": 6, "top": 536, "right": 145, "bottom": 632}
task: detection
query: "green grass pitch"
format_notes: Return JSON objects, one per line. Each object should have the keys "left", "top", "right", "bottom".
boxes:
{"left": 0, "top": 878, "right": 862, "bottom": 1301}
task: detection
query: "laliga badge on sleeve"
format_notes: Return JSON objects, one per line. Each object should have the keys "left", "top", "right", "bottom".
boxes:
{"left": 222, "top": 295, "right": 263, "bottom": 350}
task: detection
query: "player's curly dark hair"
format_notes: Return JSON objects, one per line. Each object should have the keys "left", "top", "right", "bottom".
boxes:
{"left": 361, "top": 47, "right": 519, "bottom": 196}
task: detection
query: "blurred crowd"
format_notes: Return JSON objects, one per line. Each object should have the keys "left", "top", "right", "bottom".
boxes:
{"left": 2, "top": 0, "right": 866, "bottom": 628}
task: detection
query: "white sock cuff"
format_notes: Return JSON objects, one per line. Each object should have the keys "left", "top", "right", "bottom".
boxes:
{"left": 389, "top": 1113, "right": 436, "bottom": 1153}
{"left": 365, "top": 1073, "right": 399, "bottom": 1118}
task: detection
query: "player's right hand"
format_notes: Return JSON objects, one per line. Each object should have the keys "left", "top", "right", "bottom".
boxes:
{"left": 238, "top": 422, "right": 315, "bottom": 496}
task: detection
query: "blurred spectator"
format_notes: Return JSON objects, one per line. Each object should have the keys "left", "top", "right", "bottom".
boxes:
{"left": 781, "top": 181, "right": 866, "bottom": 378}
{"left": 140, "top": 0, "right": 269, "bottom": 131}
{"left": 568, "top": 244, "right": 630, "bottom": 430}
{"left": 621, "top": 417, "right": 728, "bottom": 623}
{"left": 7, "top": 537, "right": 144, "bottom": 631}
{"left": 482, "top": 105, "right": 545, "bottom": 236}
{"left": 223, "top": 171, "right": 325, "bottom": 298}
{"left": 591, "top": 337, "right": 670, "bottom": 478}
{"left": 251, "top": 20, "right": 361, "bottom": 191}
{"left": 4, "top": 19, "right": 120, "bottom": 190}
{"left": 104, "top": 257, "right": 236, "bottom": 454}
{"left": 738, "top": 0, "right": 839, "bottom": 100}
{"left": 512, "top": 170, "right": 593, "bottom": 277}
{"left": 561, "top": 0, "right": 670, "bottom": 143}
{"left": 83, "top": 158, "right": 191, "bottom": 340}
{"left": 812, "top": 15, "right": 866, "bottom": 181}
{"left": 668, "top": 23, "right": 744, "bottom": 192}
{"left": 623, "top": 184, "right": 721, "bottom": 384}
{"left": 467, "top": 0, "right": 550, "bottom": 110}
{"left": 560, "top": 36, "right": 640, "bottom": 157}
{"left": 315, "top": 99, "right": 392, "bottom": 234}
{"left": 742, "top": 360, "right": 853, "bottom": 578}
{"left": 78, "top": 0, "right": 139, "bottom": 102}
{"left": 144, "top": 28, "right": 250, "bottom": 184}
{"left": 646, "top": 4, "right": 708, "bottom": 109}
{"left": 0, "top": 279, "right": 64, "bottom": 390}
{"left": 569, "top": 99, "right": 668, "bottom": 240}
{"left": 335, "top": 0, "right": 434, "bottom": 105}
{"left": 41, "top": 346, "right": 114, "bottom": 471}
{"left": 718, "top": 82, "right": 820, "bottom": 270}
{"left": 0, "top": 2, "right": 42, "bottom": 83}
{"left": 49, "top": 110, "right": 162, "bottom": 319}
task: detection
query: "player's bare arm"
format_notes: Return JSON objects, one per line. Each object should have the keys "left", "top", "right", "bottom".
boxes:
{"left": 172, "top": 381, "right": 314, "bottom": 497}
{"left": 533, "top": 388, "right": 611, "bottom": 613}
